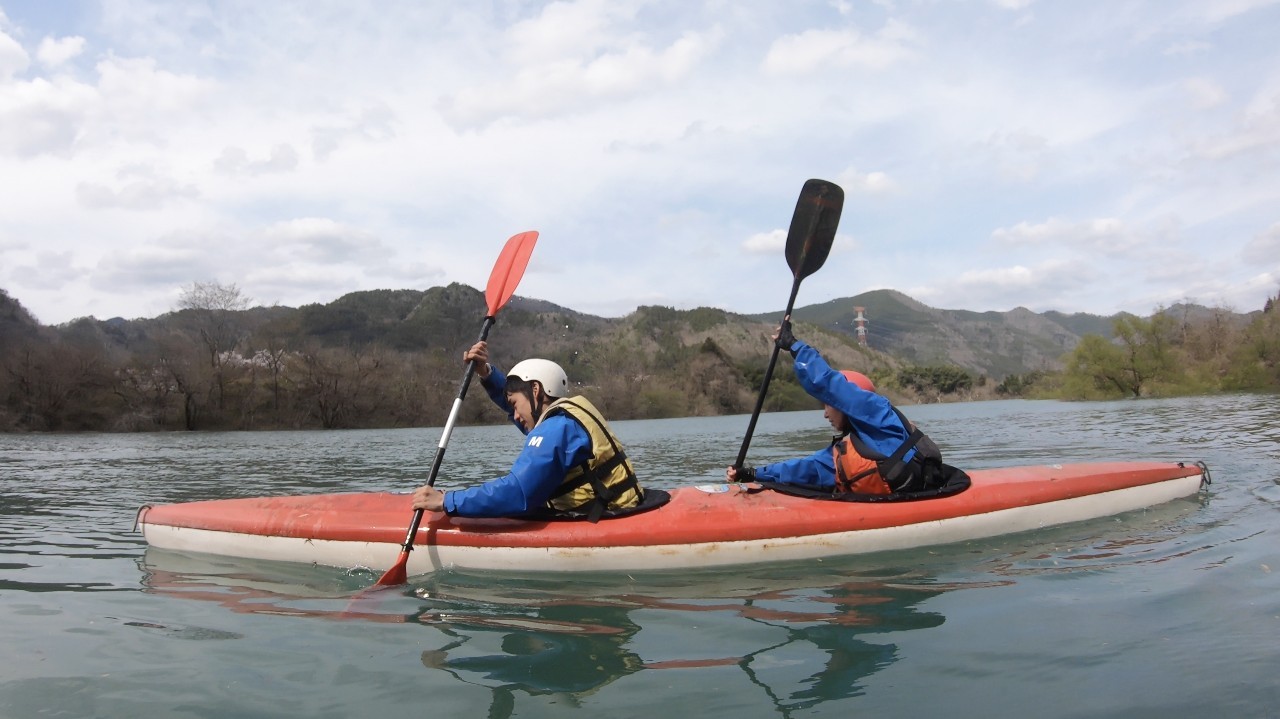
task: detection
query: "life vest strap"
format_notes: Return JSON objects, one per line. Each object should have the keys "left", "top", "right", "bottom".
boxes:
{"left": 550, "top": 452, "right": 641, "bottom": 523}
{"left": 543, "top": 397, "right": 641, "bottom": 523}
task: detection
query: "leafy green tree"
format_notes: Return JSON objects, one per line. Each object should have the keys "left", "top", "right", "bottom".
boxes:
{"left": 1063, "top": 334, "right": 1131, "bottom": 398}
{"left": 897, "top": 365, "right": 974, "bottom": 396}
{"left": 1063, "top": 313, "right": 1185, "bottom": 398}
{"left": 995, "top": 370, "right": 1047, "bottom": 397}
{"left": 1225, "top": 291, "right": 1280, "bottom": 389}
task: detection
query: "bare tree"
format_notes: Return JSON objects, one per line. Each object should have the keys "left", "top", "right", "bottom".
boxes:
{"left": 291, "top": 345, "right": 390, "bottom": 429}
{"left": 178, "top": 281, "right": 252, "bottom": 313}
{"left": 3, "top": 341, "right": 112, "bottom": 430}
{"left": 150, "top": 329, "right": 211, "bottom": 430}
{"left": 176, "top": 281, "right": 253, "bottom": 414}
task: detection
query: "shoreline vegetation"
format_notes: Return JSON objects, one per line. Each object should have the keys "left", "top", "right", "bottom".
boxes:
{"left": 2, "top": 283, "right": 1277, "bottom": 433}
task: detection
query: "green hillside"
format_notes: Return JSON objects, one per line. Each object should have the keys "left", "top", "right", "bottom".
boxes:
{"left": 2, "top": 282, "right": 1270, "bottom": 433}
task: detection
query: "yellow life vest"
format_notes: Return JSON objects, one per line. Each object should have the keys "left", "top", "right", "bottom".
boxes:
{"left": 537, "top": 395, "right": 642, "bottom": 521}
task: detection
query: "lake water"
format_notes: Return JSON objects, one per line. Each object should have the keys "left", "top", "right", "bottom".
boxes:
{"left": 2, "top": 394, "right": 1278, "bottom": 718}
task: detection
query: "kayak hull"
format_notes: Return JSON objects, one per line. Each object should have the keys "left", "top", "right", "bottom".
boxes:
{"left": 138, "top": 462, "right": 1206, "bottom": 574}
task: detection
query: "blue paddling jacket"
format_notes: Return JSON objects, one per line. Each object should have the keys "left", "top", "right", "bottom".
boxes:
{"left": 755, "top": 340, "right": 918, "bottom": 489}
{"left": 441, "top": 365, "right": 595, "bottom": 518}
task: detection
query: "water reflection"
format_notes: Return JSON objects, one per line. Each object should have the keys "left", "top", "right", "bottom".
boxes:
{"left": 410, "top": 568, "right": 994, "bottom": 717}
{"left": 140, "top": 549, "right": 986, "bottom": 716}
{"left": 416, "top": 597, "right": 646, "bottom": 713}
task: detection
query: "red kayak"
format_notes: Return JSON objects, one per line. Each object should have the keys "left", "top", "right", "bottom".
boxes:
{"left": 138, "top": 461, "right": 1208, "bottom": 575}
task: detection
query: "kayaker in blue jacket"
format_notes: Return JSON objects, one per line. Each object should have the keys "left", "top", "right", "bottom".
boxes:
{"left": 725, "top": 319, "right": 944, "bottom": 496}
{"left": 412, "top": 341, "right": 644, "bottom": 520}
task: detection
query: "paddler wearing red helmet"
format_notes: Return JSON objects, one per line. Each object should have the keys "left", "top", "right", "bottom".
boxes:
{"left": 725, "top": 318, "right": 945, "bottom": 495}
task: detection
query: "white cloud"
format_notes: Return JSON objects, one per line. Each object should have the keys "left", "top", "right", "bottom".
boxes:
{"left": 37, "top": 36, "right": 86, "bottom": 67}
{"left": 1184, "top": 76, "right": 1228, "bottom": 109}
{"left": 1190, "top": 90, "right": 1280, "bottom": 159}
{"left": 92, "top": 236, "right": 220, "bottom": 290}
{"left": 762, "top": 19, "right": 918, "bottom": 76}
{"left": 954, "top": 264, "right": 1044, "bottom": 293}
{"left": 214, "top": 144, "right": 300, "bottom": 175}
{"left": 241, "top": 265, "right": 362, "bottom": 295}
{"left": 311, "top": 102, "right": 396, "bottom": 160}
{"left": 93, "top": 54, "right": 215, "bottom": 123}
{"left": 743, "top": 229, "right": 786, "bottom": 254}
{"left": 3, "top": 1, "right": 1280, "bottom": 324}
{"left": 1164, "top": 40, "right": 1211, "bottom": 56}
{"left": 10, "top": 251, "right": 84, "bottom": 291}
{"left": 992, "top": 217, "right": 1119, "bottom": 245}
{"left": 1, "top": 49, "right": 220, "bottom": 159}
{"left": 1194, "top": 0, "right": 1280, "bottom": 23}
{"left": 838, "top": 167, "right": 897, "bottom": 194}
{"left": 1242, "top": 222, "right": 1280, "bottom": 266}
{"left": 505, "top": 0, "right": 631, "bottom": 66}
{"left": 909, "top": 258, "right": 1097, "bottom": 312}
{"left": 263, "top": 218, "right": 384, "bottom": 263}
{"left": 440, "top": 26, "right": 721, "bottom": 128}
{"left": 0, "top": 26, "right": 29, "bottom": 80}
{"left": 76, "top": 165, "right": 200, "bottom": 209}
{"left": 0, "top": 75, "right": 97, "bottom": 157}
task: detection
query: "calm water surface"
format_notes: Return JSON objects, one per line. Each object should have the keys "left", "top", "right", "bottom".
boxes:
{"left": 2, "top": 395, "right": 1279, "bottom": 718}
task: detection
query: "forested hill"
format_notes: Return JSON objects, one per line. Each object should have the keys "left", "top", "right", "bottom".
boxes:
{"left": 761, "top": 289, "right": 1123, "bottom": 379}
{"left": 0, "top": 283, "right": 1267, "bottom": 432}
{"left": 5, "top": 284, "right": 1149, "bottom": 380}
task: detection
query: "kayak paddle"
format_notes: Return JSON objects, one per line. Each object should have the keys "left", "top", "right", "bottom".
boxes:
{"left": 375, "top": 230, "right": 539, "bottom": 586}
{"left": 733, "top": 179, "right": 843, "bottom": 470}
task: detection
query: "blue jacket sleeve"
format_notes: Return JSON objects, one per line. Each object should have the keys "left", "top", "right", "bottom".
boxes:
{"left": 756, "top": 446, "right": 836, "bottom": 489}
{"left": 444, "top": 414, "right": 593, "bottom": 518}
{"left": 478, "top": 365, "right": 524, "bottom": 433}
{"left": 790, "top": 341, "right": 916, "bottom": 462}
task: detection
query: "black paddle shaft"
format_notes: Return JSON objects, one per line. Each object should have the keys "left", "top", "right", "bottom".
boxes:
{"left": 733, "top": 180, "right": 844, "bottom": 469}
{"left": 733, "top": 282, "right": 801, "bottom": 468}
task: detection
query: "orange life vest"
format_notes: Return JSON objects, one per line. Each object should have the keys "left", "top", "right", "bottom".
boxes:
{"left": 831, "top": 407, "right": 943, "bottom": 495}
{"left": 832, "top": 436, "right": 892, "bottom": 494}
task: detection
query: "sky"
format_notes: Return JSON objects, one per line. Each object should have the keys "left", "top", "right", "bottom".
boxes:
{"left": 2, "top": 0, "right": 1279, "bottom": 326}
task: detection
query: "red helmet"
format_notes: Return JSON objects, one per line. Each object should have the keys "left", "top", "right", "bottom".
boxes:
{"left": 840, "top": 370, "right": 876, "bottom": 393}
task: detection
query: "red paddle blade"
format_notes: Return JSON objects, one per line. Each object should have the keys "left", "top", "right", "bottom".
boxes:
{"left": 375, "top": 551, "right": 410, "bottom": 586}
{"left": 372, "top": 231, "right": 537, "bottom": 589}
{"left": 485, "top": 230, "right": 539, "bottom": 316}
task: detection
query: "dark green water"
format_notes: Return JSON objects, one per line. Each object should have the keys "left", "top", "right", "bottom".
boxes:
{"left": 2, "top": 396, "right": 1278, "bottom": 718}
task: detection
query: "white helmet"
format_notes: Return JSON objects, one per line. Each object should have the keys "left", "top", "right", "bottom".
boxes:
{"left": 506, "top": 358, "right": 569, "bottom": 398}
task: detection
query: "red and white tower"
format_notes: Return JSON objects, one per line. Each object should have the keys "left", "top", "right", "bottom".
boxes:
{"left": 853, "top": 306, "right": 868, "bottom": 347}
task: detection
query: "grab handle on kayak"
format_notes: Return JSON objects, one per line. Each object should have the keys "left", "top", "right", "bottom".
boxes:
{"left": 1194, "top": 460, "right": 1212, "bottom": 489}
{"left": 134, "top": 505, "right": 152, "bottom": 533}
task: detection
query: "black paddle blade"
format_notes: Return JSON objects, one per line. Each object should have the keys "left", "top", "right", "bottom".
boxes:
{"left": 784, "top": 179, "right": 844, "bottom": 281}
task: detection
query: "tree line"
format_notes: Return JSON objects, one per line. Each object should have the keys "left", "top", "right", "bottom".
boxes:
{"left": 3, "top": 283, "right": 1276, "bottom": 433}
{"left": 0, "top": 283, "right": 820, "bottom": 432}
{"left": 999, "top": 290, "right": 1280, "bottom": 399}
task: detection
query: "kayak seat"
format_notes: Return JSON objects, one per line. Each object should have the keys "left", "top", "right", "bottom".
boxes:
{"left": 519, "top": 488, "right": 672, "bottom": 521}
{"left": 758, "top": 463, "right": 972, "bottom": 503}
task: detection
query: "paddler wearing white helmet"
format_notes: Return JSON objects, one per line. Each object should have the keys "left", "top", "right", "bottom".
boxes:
{"left": 413, "top": 341, "right": 645, "bottom": 521}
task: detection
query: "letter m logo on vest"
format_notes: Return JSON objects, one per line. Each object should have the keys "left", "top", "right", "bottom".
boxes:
{"left": 528, "top": 436, "right": 543, "bottom": 448}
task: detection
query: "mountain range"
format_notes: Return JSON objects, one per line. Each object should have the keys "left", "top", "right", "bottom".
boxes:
{"left": 2, "top": 285, "right": 1256, "bottom": 382}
